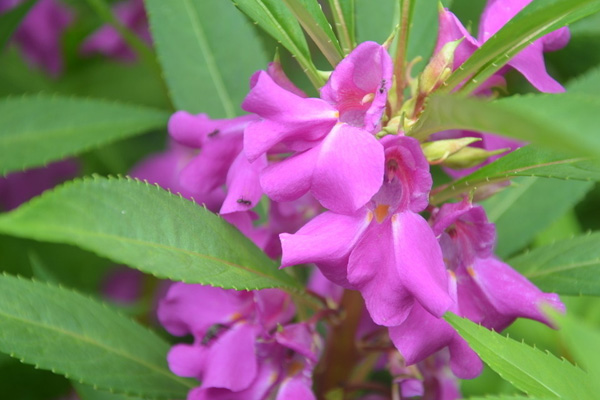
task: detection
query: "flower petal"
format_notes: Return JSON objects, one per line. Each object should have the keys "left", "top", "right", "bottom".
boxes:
{"left": 312, "top": 123, "right": 384, "bottom": 214}
{"left": 220, "top": 152, "right": 266, "bottom": 214}
{"left": 260, "top": 147, "right": 319, "bottom": 203}
{"left": 348, "top": 221, "right": 415, "bottom": 326}
{"left": 393, "top": 212, "right": 452, "bottom": 317}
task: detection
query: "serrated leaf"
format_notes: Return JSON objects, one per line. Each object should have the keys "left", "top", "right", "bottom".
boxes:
{"left": 430, "top": 145, "right": 600, "bottom": 204}
{"left": 0, "top": 0, "right": 37, "bottom": 49}
{"left": 566, "top": 65, "right": 600, "bottom": 95}
{"left": 0, "top": 95, "right": 169, "bottom": 175}
{"left": 441, "top": 0, "right": 600, "bottom": 94}
{"left": 445, "top": 313, "right": 594, "bottom": 399}
{"left": 467, "top": 396, "right": 555, "bottom": 400}
{"left": 482, "top": 177, "right": 592, "bottom": 257}
{"left": 282, "top": 0, "right": 343, "bottom": 65}
{"left": 231, "top": 0, "right": 323, "bottom": 87}
{"left": 413, "top": 93, "right": 600, "bottom": 160}
{"left": 508, "top": 233, "right": 600, "bottom": 296}
{"left": 552, "top": 313, "right": 600, "bottom": 393}
{"left": 0, "top": 274, "right": 193, "bottom": 399}
{"left": 74, "top": 381, "right": 143, "bottom": 400}
{"left": 145, "top": 0, "right": 268, "bottom": 116}
{"left": 0, "top": 177, "right": 300, "bottom": 291}
{"left": 327, "top": 0, "right": 356, "bottom": 54}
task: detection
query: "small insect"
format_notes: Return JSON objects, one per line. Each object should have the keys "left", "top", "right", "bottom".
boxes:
{"left": 379, "top": 79, "right": 387, "bottom": 94}
{"left": 207, "top": 129, "right": 220, "bottom": 137}
{"left": 201, "top": 323, "right": 228, "bottom": 345}
{"left": 237, "top": 198, "right": 252, "bottom": 206}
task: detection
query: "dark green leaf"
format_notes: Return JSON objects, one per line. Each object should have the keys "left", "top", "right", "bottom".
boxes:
{"left": 482, "top": 177, "right": 592, "bottom": 257}
{"left": 508, "top": 232, "right": 600, "bottom": 296}
{"left": 282, "top": 0, "right": 343, "bottom": 65}
{"left": 0, "top": 95, "right": 169, "bottom": 175}
{"left": 0, "top": 177, "right": 300, "bottom": 291}
{"left": 0, "top": 358, "right": 71, "bottom": 400}
{"left": 445, "top": 313, "right": 594, "bottom": 399}
{"left": 441, "top": 0, "right": 600, "bottom": 94}
{"left": 431, "top": 145, "right": 600, "bottom": 204}
{"left": 327, "top": 0, "right": 356, "bottom": 53}
{"left": 231, "top": 0, "right": 323, "bottom": 87}
{"left": 413, "top": 93, "right": 600, "bottom": 160}
{"left": 566, "top": 65, "right": 600, "bottom": 95}
{"left": 145, "top": 0, "right": 268, "bottom": 116}
{"left": 74, "top": 381, "right": 143, "bottom": 400}
{"left": 0, "top": 274, "right": 193, "bottom": 399}
{"left": 0, "top": 0, "right": 37, "bottom": 49}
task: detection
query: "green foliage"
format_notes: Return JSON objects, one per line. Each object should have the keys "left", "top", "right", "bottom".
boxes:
{"left": 508, "top": 233, "right": 600, "bottom": 296}
{"left": 231, "top": 0, "right": 323, "bottom": 87}
{"left": 431, "top": 145, "right": 600, "bottom": 204}
{"left": 406, "top": 0, "right": 439, "bottom": 75}
{"left": 413, "top": 93, "right": 600, "bottom": 159}
{"left": 145, "top": 0, "right": 268, "bottom": 116}
{"left": 0, "top": 95, "right": 169, "bottom": 175}
{"left": 482, "top": 177, "right": 592, "bottom": 257}
{"left": 355, "top": 0, "right": 395, "bottom": 44}
{"left": 565, "top": 65, "right": 600, "bottom": 95}
{"left": 74, "top": 381, "right": 143, "bottom": 400}
{"left": 0, "top": 177, "right": 300, "bottom": 291}
{"left": 441, "top": 0, "right": 600, "bottom": 94}
{"left": 0, "top": 0, "right": 37, "bottom": 49}
{"left": 326, "top": 0, "right": 356, "bottom": 53}
{"left": 0, "top": 274, "right": 193, "bottom": 399}
{"left": 446, "top": 313, "right": 595, "bottom": 399}
{"left": 282, "top": 0, "right": 343, "bottom": 65}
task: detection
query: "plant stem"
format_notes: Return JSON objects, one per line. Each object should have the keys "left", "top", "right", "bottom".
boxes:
{"left": 394, "top": 0, "right": 412, "bottom": 108}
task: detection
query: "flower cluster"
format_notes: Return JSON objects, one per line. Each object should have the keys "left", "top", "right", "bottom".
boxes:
{"left": 122, "top": 0, "right": 569, "bottom": 398}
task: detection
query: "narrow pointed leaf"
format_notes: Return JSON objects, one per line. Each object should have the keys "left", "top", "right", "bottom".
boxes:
{"left": 413, "top": 93, "right": 600, "bottom": 160}
{"left": 0, "top": 95, "right": 169, "bottom": 175}
{"left": 445, "top": 313, "right": 594, "bottom": 399}
{"left": 482, "top": 177, "right": 592, "bottom": 257}
{"left": 0, "top": 0, "right": 37, "bottom": 49}
{"left": 282, "top": 0, "right": 343, "bottom": 65}
{"left": 0, "top": 274, "right": 194, "bottom": 399}
{"left": 0, "top": 177, "right": 300, "bottom": 291}
{"left": 406, "top": 0, "right": 439, "bottom": 75}
{"left": 431, "top": 145, "right": 600, "bottom": 204}
{"left": 327, "top": 0, "right": 356, "bottom": 53}
{"left": 145, "top": 0, "right": 268, "bottom": 116}
{"left": 508, "top": 233, "right": 600, "bottom": 296}
{"left": 467, "top": 396, "right": 555, "bottom": 400}
{"left": 232, "top": 0, "right": 323, "bottom": 87}
{"left": 441, "top": 0, "right": 600, "bottom": 94}
{"left": 74, "top": 381, "right": 144, "bottom": 400}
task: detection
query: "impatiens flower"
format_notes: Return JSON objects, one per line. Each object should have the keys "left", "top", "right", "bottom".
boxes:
{"left": 1, "top": 0, "right": 72, "bottom": 76}
{"left": 158, "top": 283, "right": 320, "bottom": 400}
{"left": 81, "top": 0, "right": 151, "bottom": 61}
{"left": 0, "top": 159, "right": 78, "bottom": 211}
{"left": 243, "top": 41, "right": 391, "bottom": 214}
{"left": 281, "top": 135, "right": 451, "bottom": 326}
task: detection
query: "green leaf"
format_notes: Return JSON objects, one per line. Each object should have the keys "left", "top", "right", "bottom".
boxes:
{"left": 445, "top": 313, "right": 594, "bottom": 399}
{"left": 355, "top": 0, "right": 396, "bottom": 44}
{"left": 327, "top": 0, "right": 356, "bottom": 54}
{"left": 0, "top": 95, "right": 169, "bottom": 175}
{"left": 441, "top": 0, "right": 600, "bottom": 94}
{"left": 0, "top": 0, "right": 37, "bottom": 49}
{"left": 231, "top": 0, "right": 323, "bottom": 88}
{"left": 430, "top": 145, "right": 600, "bottom": 204}
{"left": 0, "top": 177, "right": 300, "bottom": 291}
{"left": 282, "top": 0, "right": 343, "bottom": 65}
{"left": 412, "top": 93, "right": 600, "bottom": 159}
{"left": 145, "top": 0, "right": 268, "bottom": 116}
{"left": 0, "top": 274, "right": 193, "bottom": 399}
{"left": 0, "top": 358, "right": 70, "bottom": 400}
{"left": 553, "top": 313, "right": 600, "bottom": 392}
{"left": 74, "top": 381, "right": 143, "bottom": 400}
{"left": 406, "top": 0, "right": 439, "bottom": 75}
{"left": 482, "top": 177, "right": 592, "bottom": 257}
{"left": 566, "top": 65, "right": 600, "bottom": 95}
{"left": 508, "top": 233, "right": 600, "bottom": 296}
{"left": 467, "top": 396, "right": 555, "bottom": 400}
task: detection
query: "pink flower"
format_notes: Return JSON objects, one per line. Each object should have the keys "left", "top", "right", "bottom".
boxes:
{"left": 243, "top": 42, "right": 392, "bottom": 214}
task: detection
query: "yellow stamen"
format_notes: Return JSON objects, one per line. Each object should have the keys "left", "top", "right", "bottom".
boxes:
{"left": 374, "top": 204, "right": 390, "bottom": 223}
{"left": 467, "top": 266, "right": 476, "bottom": 278}
{"left": 361, "top": 93, "right": 375, "bottom": 104}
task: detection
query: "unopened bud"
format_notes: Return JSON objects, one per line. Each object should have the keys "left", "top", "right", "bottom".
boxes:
{"left": 421, "top": 137, "right": 481, "bottom": 164}
{"left": 443, "top": 146, "right": 509, "bottom": 169}
{"left": 419, "top": 38, "right": 463, "bottom": 94}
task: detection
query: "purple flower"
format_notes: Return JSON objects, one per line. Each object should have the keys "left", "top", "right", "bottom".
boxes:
{"left": 0, "top": 159, "right": 78, "bottom": 211}
{"left": 1, "top": 0, "right": 73, "bottom": 76}
{"left": 81, "top": 0, "right": 151, "bottom": 62}
{"left": 281, "top": 136, "right": 451, "bottom": 326}
{"left": 158, "top": 283, "right": 320, "bottom": 400}
{"left": 243, "top": 42, "right": 391, "bottom": 214}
